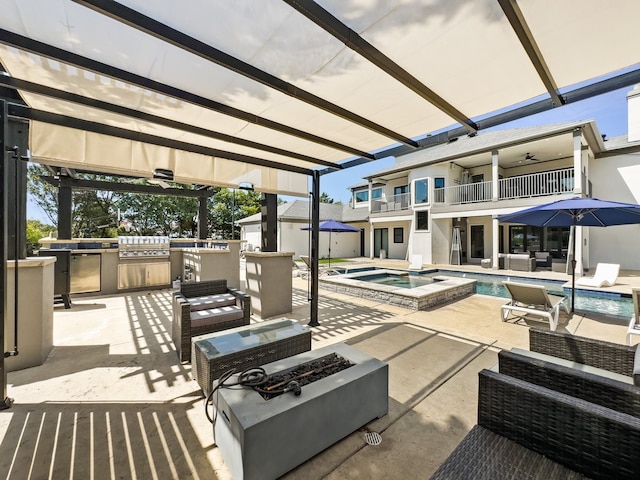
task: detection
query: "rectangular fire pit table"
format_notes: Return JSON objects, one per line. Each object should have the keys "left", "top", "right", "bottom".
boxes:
{"left": 191, "top": 318, "right": 311, "bottom": 396}
{"left": 213, "top": 342, "right": 389, "bottom": 480}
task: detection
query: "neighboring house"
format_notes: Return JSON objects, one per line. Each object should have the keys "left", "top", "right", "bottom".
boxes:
{"left": 349, "top": 84, "right": 640, "bottom": 272}
{"left": 237, "top": 201, "right": 369, "bottom": 260}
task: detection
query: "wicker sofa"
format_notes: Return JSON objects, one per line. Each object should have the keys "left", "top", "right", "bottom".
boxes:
{"left": 500, "top": 253, "right": 536, "bottom": 272}
{"left": 431, "top": 329, "right": 640, "bottom": 479}
{"left": 172, "top": 279, "right": 251, "bottom": 362}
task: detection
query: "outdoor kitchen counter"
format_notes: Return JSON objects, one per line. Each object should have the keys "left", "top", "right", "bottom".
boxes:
{"left": 38, "top": 239, "right": 244, "bottom": 295}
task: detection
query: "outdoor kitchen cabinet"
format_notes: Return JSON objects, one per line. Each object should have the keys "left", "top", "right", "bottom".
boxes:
{"left": 117, "top": 261, "right": 170, "bottom": 289}
{"left": 70, "top": 252, "right": 101, "bottom": 294}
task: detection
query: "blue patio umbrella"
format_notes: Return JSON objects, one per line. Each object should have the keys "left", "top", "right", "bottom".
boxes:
{"left": 497, "top": 197, "right": 640, "bottom": 312}
{"left": 301, "top": 219, "right": 360, "bottom": 267}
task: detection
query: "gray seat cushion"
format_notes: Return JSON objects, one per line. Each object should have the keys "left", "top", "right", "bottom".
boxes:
{"left": 190, "top": 306, "right": 244, "bottom": 327}
{"left": 187, "top": 293, "right": 236, "bottom": 311}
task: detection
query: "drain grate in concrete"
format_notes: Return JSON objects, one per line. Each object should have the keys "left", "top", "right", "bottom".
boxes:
{"left": 364, "top": 431, "right": 382, "bottom": 446}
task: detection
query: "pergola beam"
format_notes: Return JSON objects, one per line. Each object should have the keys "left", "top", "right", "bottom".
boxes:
{"left": 40, "top": 176, "right": 216, "bottom": 198}
{"left": 73, "top": 0, "right": 420, "bottom": 149}
{"left": 0, "top": 28, "right": 375, "bottom": 161}
{"left": 498, "top": 0, "right": 565, "bottom": 107}
{"left": 0, "top": 76, "right": 339, "bottom": 170}
{"left": 283, "top": 0, "right": 478, "bottom": 134}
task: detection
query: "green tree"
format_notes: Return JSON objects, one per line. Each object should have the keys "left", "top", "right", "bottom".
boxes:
{"left": 26, "top": 219, "right": 55, "bottom": 255}
{"left": 209, "top": 188, "right": 261, "bottom": 239}
{"left": 27, "top": 164, "right": 58, "bottom": 225}
{"left": 319, "top": 192, "right": 334, "bottom": 204}
{"left": 28, "top": 165, "right": 262, "bottom": 239}
{"left": 118, "top": 188, "right": 199, "bottom": 237}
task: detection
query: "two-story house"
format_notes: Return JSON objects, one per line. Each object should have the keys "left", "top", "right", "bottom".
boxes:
{"left": 351, "top": 84, "right": 640, "bottom": 272}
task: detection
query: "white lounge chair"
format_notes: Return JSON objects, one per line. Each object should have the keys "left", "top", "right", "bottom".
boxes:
{"left": 626, "top": 287, "right": 640, "bottom": 345}
{"left": 501, "top": 281, "right": 569, "bottom": 331}
{"left": 408, "top": 254, "right": 423, "bottom": 270}
{"left": 575, "top": 263, "right": 620, "bottom": 288}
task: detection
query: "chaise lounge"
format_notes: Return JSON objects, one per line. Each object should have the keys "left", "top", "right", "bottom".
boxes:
{"left": 172, "top": 279, "right": 251, "bottom": 362}
{"left": 501, "top": 281, "right": 569, "bottom": 331}
{"left": 627, "top": 287, "right": 640, "bottom": 345}
{"left": 576, "top": 262, "right": 620, "bottom": 288}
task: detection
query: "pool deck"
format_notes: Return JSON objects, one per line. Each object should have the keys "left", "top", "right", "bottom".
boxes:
{"left": 1, "top": 259, "right": 637, "bottom": 479}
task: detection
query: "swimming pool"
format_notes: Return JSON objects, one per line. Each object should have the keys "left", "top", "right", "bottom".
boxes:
{"left": 426, "top": 269, "right": 633, "bottom": 318}
{"left": 329, "top": 266, "right": 633, "bottom": 318}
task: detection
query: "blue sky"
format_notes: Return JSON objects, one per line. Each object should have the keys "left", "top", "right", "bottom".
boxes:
{"left": 27, "top": 86, "right": 632, "bottom": 222}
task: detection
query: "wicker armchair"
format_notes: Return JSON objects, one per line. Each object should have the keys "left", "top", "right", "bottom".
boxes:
{"left": 498, "top": 349, "right": 640, "bottom": 418}
{"left": 432, "top": 369, "right": 640, "bottom": 479}
{"left": 432, "top": 330, "right": 640, "bottom": 479}
{"left": 529, "top": 327, "right": 636, "bottom": 376}
{"left": 172, "top": 279, "right": 251, "bottom": 362}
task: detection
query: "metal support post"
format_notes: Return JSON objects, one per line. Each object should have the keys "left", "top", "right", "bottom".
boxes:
{"left": 198, "top": 195, "right": 208, "bottom": 240}
{"left": 309, "top": 171, "right": 320, "bottom": 327}
{"left": 1, "top": 100, "right": 13, "bottom": 409}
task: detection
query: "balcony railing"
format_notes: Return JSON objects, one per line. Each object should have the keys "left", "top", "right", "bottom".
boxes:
{"left": 371, "top": 193, "right": 410, "bottom": 213}
{"left": 434, "top": 168, "right": 575, "bottom": 206}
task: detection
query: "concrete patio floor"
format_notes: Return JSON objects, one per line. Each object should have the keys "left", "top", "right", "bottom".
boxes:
{"left": 0, "top": 262, "right": 633, "bottom": 479}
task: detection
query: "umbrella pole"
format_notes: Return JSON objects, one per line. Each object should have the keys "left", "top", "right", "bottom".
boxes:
{"left": 328, "top": 231, "right": 331, "bottom": 268}
{"left": 571, "top": 222, "right": 576, "bottom": 313}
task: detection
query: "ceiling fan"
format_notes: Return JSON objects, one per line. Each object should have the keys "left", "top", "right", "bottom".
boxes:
{"left": 524, "top": 152, "right": 539, "bottom": 162}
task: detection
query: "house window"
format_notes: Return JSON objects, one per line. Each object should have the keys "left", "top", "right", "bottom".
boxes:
{"left": 393, "top": 227, "right": 403, "bottom": 243}
{"left": 354, "top": 190, "right": 368, "bottom": 203}
{"left": 415, "top": 211, "right": 429, "bottom": 231}
{"left": 434, "top": 177, "right": 445, "bottom": 203}
{"left": 413, "top": 178, "right": 428, "bottom": 204}
{"left": 372, "top": 188, "right": 382, "bottom": 199}
{"left": 394, "top": 185, "right": 408, "bottom": 195}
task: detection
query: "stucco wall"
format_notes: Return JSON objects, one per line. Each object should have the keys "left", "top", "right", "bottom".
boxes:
{"left": 587, "top": 153, "right": 640, "bottom": 270}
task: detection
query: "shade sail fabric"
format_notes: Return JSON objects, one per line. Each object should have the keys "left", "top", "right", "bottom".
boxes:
{"left": 1, "top": 0, "right": 640, "bottom": 194}
{"left": 30, "top": 122, "right": 308, "bottom": 196}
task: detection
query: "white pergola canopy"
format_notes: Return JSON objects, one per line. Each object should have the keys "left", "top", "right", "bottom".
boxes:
{"left": 1, "top": 0, "right": 640, "bottom": 194}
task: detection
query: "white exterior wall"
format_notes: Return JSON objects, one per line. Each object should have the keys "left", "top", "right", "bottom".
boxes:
{"left": 241, "top": 224, "right": 262, "bottom": 251}
{"left": 431, "top": 218, "right": 452, "bottom": 264}
{"left": 242, "top": 221, "right": 365, "bottom": 260}
{"left": 628, "top": 84, "right": 640, "bottom": 142}
{"left": 587, "top": 153, "right": 640, "bottom": 270}
{"left": 405, "top": 162, "right": 454, "bottom": 263}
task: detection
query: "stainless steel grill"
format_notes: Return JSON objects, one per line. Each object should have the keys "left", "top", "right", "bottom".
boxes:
{"left": 118, "top": 236, "right": 170, "bottom": 258}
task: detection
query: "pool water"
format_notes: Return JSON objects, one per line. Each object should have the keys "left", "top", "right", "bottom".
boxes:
{"left": 356, "top": 273, "right": 439, "bottom": 289}
{"left": 432, "top": 270, "right": 633, "bottom": 318}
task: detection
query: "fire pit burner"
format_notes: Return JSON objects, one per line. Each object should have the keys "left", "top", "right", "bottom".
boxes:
{"left": 257, "top": 353, "right": 353, "bottom": 400}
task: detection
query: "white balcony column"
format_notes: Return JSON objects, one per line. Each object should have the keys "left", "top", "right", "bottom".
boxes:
{"left": 369, "top": 220, "right": 375, "bottom": 259}
{"left": 572, "top": 129, "right": 583, "bottom": 195}
{"left": 492, "top": 216, "right": 500, "bottom": 269}
{"left": 368, "top": 180, "right": 373, "bottom": 212}
{"left": 492, "top": 150, "right": 499, "bottom": 202}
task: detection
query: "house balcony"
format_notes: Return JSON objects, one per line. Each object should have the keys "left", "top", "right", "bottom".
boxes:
{"left": 371, "top": 193, "right": 410, "bottom": 214}
{"left": 433, "top": 168, "right": 578, "bottom": 206}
